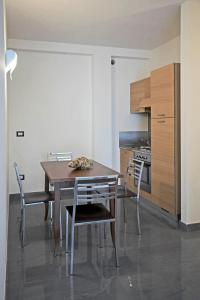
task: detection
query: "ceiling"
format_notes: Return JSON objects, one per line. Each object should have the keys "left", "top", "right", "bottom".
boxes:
{"left": 6, "top": 0, "right": 183, "bottom": 50}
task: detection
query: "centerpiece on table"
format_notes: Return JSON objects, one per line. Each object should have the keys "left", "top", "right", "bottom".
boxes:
{"left": 68, "top": 156, "right": 93, "bottom": 170}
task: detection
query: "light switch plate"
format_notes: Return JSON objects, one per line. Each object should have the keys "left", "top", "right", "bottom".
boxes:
{"left": 19, "top": 174, "right": 25, "bottom": 180}
{"left": 16, "top": 131, "right": 24, "bottom": 137}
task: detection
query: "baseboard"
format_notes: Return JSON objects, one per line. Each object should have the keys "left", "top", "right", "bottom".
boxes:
{"left": 139, "top": 196, "right": 179, "bottom": 229}
{"left": 9, "top": 193, "right": 20, "bottom": 201}
{"left": 179, "top": 221, "right": 200, "bottom": 232}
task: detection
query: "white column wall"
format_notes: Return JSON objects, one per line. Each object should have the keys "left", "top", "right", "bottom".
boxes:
{"left": 0, "top": 0, "right": 7, "bottom": 298}
{"left": 181, "top": 0, "right": 200, "bottom": 224}
{"left": 92, "top": 53, "right": 112, "bottom": 167}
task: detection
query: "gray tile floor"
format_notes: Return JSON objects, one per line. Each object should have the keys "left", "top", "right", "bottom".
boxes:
{"left": 6, "top": 197, "right": 200, "bottom": 300}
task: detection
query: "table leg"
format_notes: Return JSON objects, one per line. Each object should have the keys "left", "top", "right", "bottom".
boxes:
{"left": 110, "top": 197, "right": 119, "bottom": 266}
{"left": 110, "top": 198, "right": 116, "bottom": 246}
{"left": 54, "top": 182, "right": 61, "bottom": 251}
{"left": 44, "top": 174, "right": 49, "bottom": 221}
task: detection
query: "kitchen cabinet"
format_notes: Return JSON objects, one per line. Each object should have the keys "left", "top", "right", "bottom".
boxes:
{"left": 151, "top": 64, "right": 177, "bottom": 118}
{"left": 130, "top": 77, "right": 151, "bottom": 113}
{"left": 151, "top": 63, "right": 180, "bottom": 216}
{"left": 151, "top": 118, "right": 176, "bottom": 213}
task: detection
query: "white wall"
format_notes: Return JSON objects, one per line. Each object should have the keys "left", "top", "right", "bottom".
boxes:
{"left": 8, "top": 51, "right": 92, "bottom": 193}
{"left": 0, "top": 0, "right": 7, "bottom": 299}
{"left": 8, "top": 39, "right": 151, "bottom": 194}
{"left": 150, "top": 36, "right": 180, "bottom": 70}
{"left": 181, "top": 0, "right": 200, "bottom": 224}
{"left": 111, "top": 57, "right": 150, "bottom": 170}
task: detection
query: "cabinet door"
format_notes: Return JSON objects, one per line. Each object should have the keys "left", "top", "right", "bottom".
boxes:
{"left": 130, "top": 77, "right": 150, "bottom": 113}
{"left": 151, "top": 64, "right": 175, "bottom": 118}
{"left": 151, "top": 118, "right": 176, "bottom": 214}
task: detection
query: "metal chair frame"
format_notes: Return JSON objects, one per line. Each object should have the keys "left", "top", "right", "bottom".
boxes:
{"left": 123, "top": 158, "right": 144, "bottom": 235}
{"left": 14, "top": 162, "right": 54, "bottom": 247}
{"left": 47, "top": 151, "right": 73, "bottom": 240}
{"left": 47, "top": 152, "right": 73, "bottom": 162}
{"left": 65, "top": 175, "right": 119, "bottom": 275}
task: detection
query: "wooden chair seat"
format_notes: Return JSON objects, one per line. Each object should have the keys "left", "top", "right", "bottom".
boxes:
{"left": 66, "top": 203, "right": 113, "bottom": 224}
{"left": 49, "top": 189, "right": 74, "bottom": 200}
{"left": 24, "top": 192, "right": 54, "bottom": 205}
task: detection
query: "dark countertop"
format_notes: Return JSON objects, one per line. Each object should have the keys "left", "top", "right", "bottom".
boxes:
{"left": 119, "top": 146, "right": 139, "bottom": 152}
{"left": 119, "top": 146, "right": 151, "bottom": 155}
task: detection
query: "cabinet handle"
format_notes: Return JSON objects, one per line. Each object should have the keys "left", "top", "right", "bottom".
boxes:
{"left": 157, "top": 120, "right": 166, "bottom": 123}
{"left": 157, "top": 113, "right": 165, "bottom": 117}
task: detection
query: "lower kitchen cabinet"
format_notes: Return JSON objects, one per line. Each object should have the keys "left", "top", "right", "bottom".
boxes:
{"left": 151, "top": 117, "right": 180, "bottom": 215}
{"left": 152, "top": 159, "right": 176, "bottom": 214}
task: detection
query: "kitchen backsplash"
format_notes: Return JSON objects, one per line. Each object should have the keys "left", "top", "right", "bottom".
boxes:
{"left": 119, "top": 131, "right": 150, "bottom": 147}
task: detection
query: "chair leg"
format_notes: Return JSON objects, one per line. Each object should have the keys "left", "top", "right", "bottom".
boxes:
{"left": 60, "top": 205, "right": 63, "bottom": 241}
{"left": 136, "top": 200, "right": 141, "bottom": 235}
{"left": 19, "top": 208, "right": 23, "bottom": 233}
{"left": 75, "top": 227, "right": 79, "bottom": 249}
{"left": 66, "top": 210, "right": 69, "bottom": 253}
{"left": 123, "top": 199, "right": 126, "bottom": 224}
{"left": 44, "top": 202, "right": 49, "bottom": 221}
{"left": 21, "top": 207, "right": 26, "bottom": 247}
{"left": 104, "top": 199, "right": 108, "bottom": 239}
{"left": 104, "top": 223, "right": 107, "bottom": 239}
{"left": 70, "top": 224, "right": 75, "bottom": 275}
{"left": 50, "top": 201, "right": 53, "bottom": 221}
{"left": 99, "top": 224, "right": 103, "bottom": 248}
{"left": 110, "top": 222, "right": 119, "bottom": 267}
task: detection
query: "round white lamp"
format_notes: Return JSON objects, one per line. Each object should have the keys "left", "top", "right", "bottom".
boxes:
{"left": 5, "top": 49, "right": 17, "bottom": 79}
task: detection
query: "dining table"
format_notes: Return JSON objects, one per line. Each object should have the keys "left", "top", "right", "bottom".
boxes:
{"left": 41, "top": 160, "right": 120, "bottom": 254}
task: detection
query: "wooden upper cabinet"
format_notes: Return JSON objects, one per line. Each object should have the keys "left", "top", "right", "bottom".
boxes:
{"left": 130, "top": 77, "right": 151, "bottom": 113}
{"left": 151, "top": 64, "right": 178, "bottom": 118}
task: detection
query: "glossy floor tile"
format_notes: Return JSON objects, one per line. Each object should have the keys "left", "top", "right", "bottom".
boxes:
{"left": 6, "top": 197, "right": 200, "bottom": 300}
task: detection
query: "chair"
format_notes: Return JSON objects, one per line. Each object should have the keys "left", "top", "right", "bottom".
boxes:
{"left": 117, "top": 158, "right": 144, "bottom": 235}
{"left": 47, "top": 152, "right": 73, "bottom": 162}
{"left": 14, "top": 162, "right": 54, "bottom": 247}
{"left": 47, "top": 152, "right": 74, "bottom": 195}
{"left": 47, "top": 152, "right": 74, "bottom": 240}
{"left": 65, "top": 175, "right": 119, "bottom": 275}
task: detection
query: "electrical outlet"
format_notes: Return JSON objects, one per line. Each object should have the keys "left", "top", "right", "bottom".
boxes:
{"left": 16, "top": 131, "right": 24, "bottom": 137}
{"left": 19, "top": 174, "right": 25, "bottom": 180}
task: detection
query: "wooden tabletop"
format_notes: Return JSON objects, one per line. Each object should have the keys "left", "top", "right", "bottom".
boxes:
{"left": 41, "top": 160, "right": 120, "bottom": 183}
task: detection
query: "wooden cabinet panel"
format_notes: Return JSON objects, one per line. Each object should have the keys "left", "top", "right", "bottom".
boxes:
{"left": 151, "top": 64, "right": 175, "bottom": 118}
{"left": 152, "top": 159, "right": 175, "bottom": 214}
{"left": 151, "top": 118, "right": 174, "bottom": 163}
{"left": 130, "top": 77, "right": 150, "bottom": 113}
{"left": 151, "top": 118, "right": 176, "bottom": 214}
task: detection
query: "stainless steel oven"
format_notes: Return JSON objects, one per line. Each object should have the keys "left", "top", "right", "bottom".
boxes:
{"left": 134, "top": 148, "right": 151, "bottom": 193}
